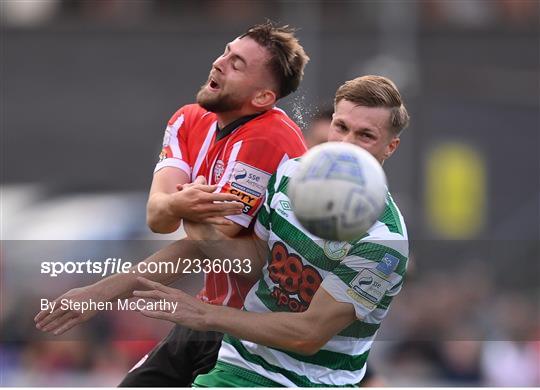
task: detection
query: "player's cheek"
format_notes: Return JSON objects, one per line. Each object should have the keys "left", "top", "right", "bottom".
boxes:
{"left": 327, "top": 128, "right": 341, "bottom": 142}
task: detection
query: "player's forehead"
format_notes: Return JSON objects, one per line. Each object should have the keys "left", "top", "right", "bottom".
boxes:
{"left": 227, "top": 37, "right": 270, "bottom": 68}
{"left": 333, "top": 99, "right": 390, "bottom": 133}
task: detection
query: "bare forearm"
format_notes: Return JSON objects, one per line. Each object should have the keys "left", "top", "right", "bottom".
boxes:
{"left": 207, "top": 305, "right": 319, "bottom": 355}
{"left": 135, "top": 280, "right": 355, "bottom": 356}
{"left": 93, "top": 240, "right": 201, "bottom": 300}
{"left": 146, "top": 193, "right": 181, "bottom": 233}
{"left": 185, "top": 223, "right": 266, "bottom": 281}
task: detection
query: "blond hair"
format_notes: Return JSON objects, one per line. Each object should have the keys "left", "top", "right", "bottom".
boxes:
{"left": 335, "top": 75, "right": 410, "bottom": 135}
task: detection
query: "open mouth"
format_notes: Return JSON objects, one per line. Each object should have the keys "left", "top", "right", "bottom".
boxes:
{"left": 209, "top": 78, "right": 220, "bottom": 91}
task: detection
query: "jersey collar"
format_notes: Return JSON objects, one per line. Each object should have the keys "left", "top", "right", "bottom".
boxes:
{"left": 215, "top": 112, "right": 263, "bottom": 141}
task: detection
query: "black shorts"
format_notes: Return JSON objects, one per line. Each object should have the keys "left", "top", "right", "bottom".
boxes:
{"left": 118, "top": 325, "right": 223, "bottom": 387}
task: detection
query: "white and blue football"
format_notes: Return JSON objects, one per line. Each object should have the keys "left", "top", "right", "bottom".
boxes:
{"left": 288, "top": 142, "right": 387, "bottom": 241}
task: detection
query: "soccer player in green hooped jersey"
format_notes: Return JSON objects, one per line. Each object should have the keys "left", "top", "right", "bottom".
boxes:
{"left": 134, "top": 75, "right": 411, "bottom": 387}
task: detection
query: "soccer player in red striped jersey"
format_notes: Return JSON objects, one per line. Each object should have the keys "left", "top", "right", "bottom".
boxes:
{"left": 152, "top": 103, "right": 306, "bottom": 308}
{"left": 35, "top": 22, "right": 309, "bottom": 386}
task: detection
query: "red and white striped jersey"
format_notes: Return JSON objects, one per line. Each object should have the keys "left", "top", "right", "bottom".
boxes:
{"left": 155, "top": 103, "right": 307, "bottom": 308}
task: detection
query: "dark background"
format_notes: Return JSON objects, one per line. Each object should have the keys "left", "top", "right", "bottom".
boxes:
{"left": 1, "top": 0, "right": 539, "bottom": 386}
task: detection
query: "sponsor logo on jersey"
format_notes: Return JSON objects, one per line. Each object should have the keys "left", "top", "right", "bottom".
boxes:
{"left": 234, "top": 168, "right": 248, "bottom": 180}
{"left": 229, "top": 162, "right": 270, "bottom": 197}
{"left": 268, "top": 242, "right": 323, "bottom": 313}
{"left": 280, "top": 200, "right": 292, "bottom": 210}
{"left": 213, "top": 160, "right": 225, "bottom": 183}
{"left": 376, "top": 253, "right": 399, "bottom": 276}
{"left": 223, "top": 184, "right": 261, "bottom": 215}
{"left": 346, "top": 288, "right": 376, "bottom": 310}
{"left": 323, "top": 241, "right": 351, "bottom": 261}
{"left": 277, "top": 200, "right": 292, "bottom": 218}
{"left": 231, "top": 182, "right": 261, "bottom": 197}
{"left": 348, "top": 269, "right": 391, "bottom": 307}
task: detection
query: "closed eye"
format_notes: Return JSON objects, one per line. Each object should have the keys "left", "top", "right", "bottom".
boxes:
{"left": 334, "top": 122, "right": 347, "bottom": 132}
{"left": 359, "top": 132, "right": 375, "bottom": 140}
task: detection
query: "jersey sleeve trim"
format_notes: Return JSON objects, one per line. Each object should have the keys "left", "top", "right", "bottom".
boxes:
{"left": 167, "top": 114, "right": 185, "bottom": 159}
{"left": 192, "top": 121, "right": 217, "bottom": 180}
{"left": 257, "top": 200, "right": 270, "bottom": 229}
{"left": 320, "top": 278, "right": 371, "bottom": 320}
{"left": 254, "top": 219, "right": 270, "bottom": 241}
{"left": 154, "top": 158, "right": 191, "bottom": 176}
{"left": 225, "top": 213, "right": 252, "bottom": 228}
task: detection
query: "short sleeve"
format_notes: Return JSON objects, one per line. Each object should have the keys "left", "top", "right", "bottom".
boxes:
{"left": 154, "top": 106, "right": 191, "bottom": 176}
{"left": 253, "top": 173, "right": 278, "bottom": 240}
{"left": 321, "top": 243, "right": 407, "bottom": 320}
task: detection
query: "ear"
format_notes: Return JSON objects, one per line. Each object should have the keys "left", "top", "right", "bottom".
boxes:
{"left": 252, "top": 89, "right": 277, "bottom": 109}
{"left": 383, "top": 136, "right": 400, "bottom": 161}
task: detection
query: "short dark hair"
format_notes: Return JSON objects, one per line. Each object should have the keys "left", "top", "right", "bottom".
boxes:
{"left": 241, "top": 21, "right": 309, "bottom": 99}
{"left": 335, "top": 75, "right": 410, "bottom": 135}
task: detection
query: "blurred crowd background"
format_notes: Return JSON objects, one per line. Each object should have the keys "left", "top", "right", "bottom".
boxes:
{"left": 1, "top": 0, "right": 539, "bottom": 386}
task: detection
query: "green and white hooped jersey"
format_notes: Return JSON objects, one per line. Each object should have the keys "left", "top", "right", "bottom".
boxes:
{"left": 217, "top": 158, "right": 409, "bottom": 387}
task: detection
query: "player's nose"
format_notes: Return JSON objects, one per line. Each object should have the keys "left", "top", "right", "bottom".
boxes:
{"left": 333, "top": 133, "right": 348, "bottom": 143}
{"left": 212, "top": 57, "right": 225, "bottom": 74}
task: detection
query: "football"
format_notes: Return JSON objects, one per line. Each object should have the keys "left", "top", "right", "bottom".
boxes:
{"left": 288, "top": 142, "right": 387, "bottom": 241}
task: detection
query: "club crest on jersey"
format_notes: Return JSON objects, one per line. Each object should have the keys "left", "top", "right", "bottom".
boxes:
{"left": 213, "top": 160, "right": 225, "bottom": 183}
{"left": 323, "top": 241, "right": 351, "bottom": 261}
{"left": 158, "top": 146, "right": 172, "bottom": 163}
{"left": 158, "top": 150, "right": 166, "bottom": 162}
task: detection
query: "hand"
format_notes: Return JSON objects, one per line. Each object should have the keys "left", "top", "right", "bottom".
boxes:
{"left": 175, "top": 175, "right": 208, "bottom": 190}
{"left": 133, "top": 277, "right": 214, "bottom": 331}
{"left": 169, "top": 176, "right": 243, "bottom": 225}
{"left": 34, "top": 285, "right": 107, "bottom": 335}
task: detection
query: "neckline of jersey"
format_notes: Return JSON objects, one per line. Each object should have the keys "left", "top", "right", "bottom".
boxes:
{"left": 215, "top": 111, "right": 264, "bottom": 141}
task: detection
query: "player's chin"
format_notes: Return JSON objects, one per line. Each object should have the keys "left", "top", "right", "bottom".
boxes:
{"left": 198, "top": 87, "right": 220, "bottom": 102}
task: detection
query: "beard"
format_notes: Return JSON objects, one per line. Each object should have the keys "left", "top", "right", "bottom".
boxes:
{"left": 196, "top": 83, "right": 244, "bottom": 113}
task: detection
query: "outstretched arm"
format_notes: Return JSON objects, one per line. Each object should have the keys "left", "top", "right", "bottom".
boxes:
{"left": 34, "top": 239, "right": 208, "bottom": 335}
{"left": 35, "top": 178, "right": 247, "bottom": 335}
{"left": 183, "top": 219, "right": 268, "bottom": 281}
{"left": 135, "top": 278, "right": 356, "bottom": 355}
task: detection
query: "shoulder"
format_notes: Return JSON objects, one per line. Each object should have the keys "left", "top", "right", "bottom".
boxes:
{"left": 349, "top": 192, "right": 408, "bottom": 259}
{"left": 256, "top": 107, "right": 302, "bottom": 133}
{"left": 264, "top": 158, "right": 301, "bottom": 201}
{"left": 274, "top": 157, "right": 301, "bottom": 181}
{"left": 239, "top": 108, "right": 306, "bottom": 150}
{"left": 182, "top": 103, "right": 210, "bottom": 117}
{"left": 376, "top": 192, "right": 408, "bottom": 240}
{"left": 277, "top": 157, "right": 302, "bottom": 177}
{"left": 169, "top": 104, "right": 214, "bottom": 125}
